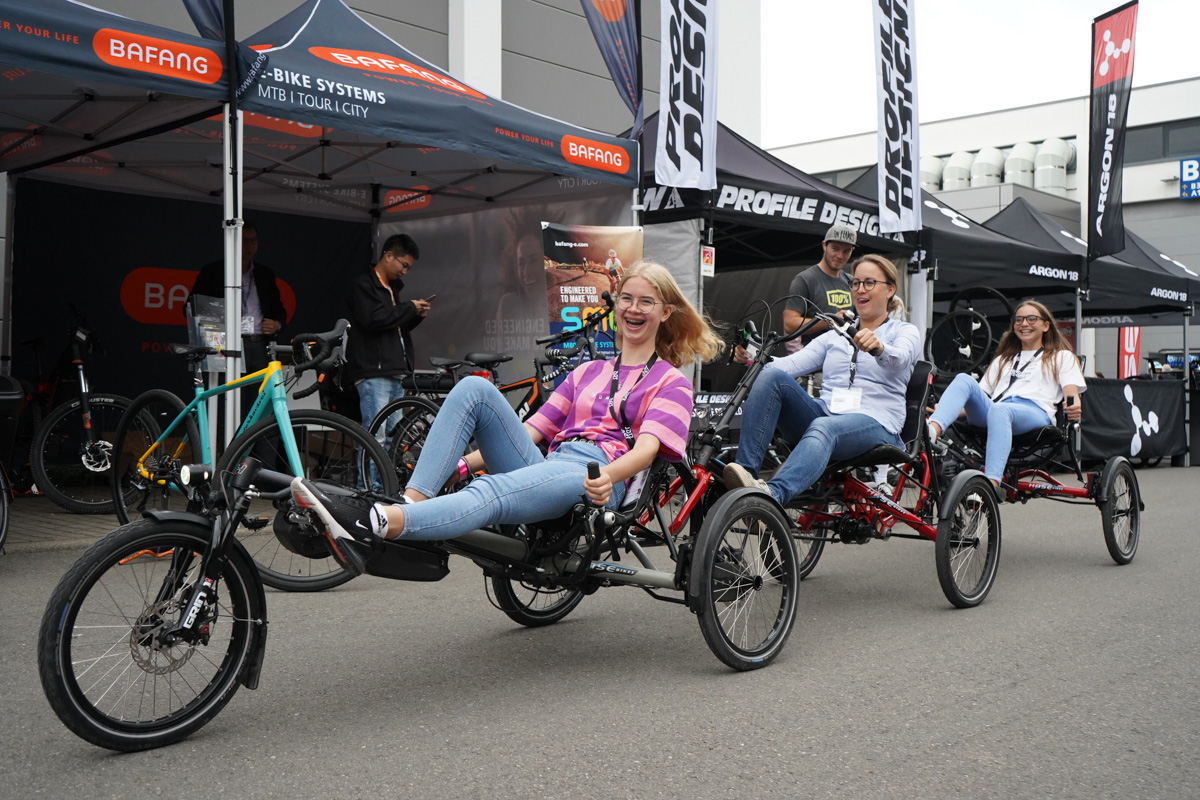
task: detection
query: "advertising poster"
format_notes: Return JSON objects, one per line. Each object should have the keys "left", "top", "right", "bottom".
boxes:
{"left": 541, "top": 223, "right": 643, "bottom": 357}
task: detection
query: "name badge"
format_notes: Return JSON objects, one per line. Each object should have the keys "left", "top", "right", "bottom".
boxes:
{"left": 829, "top": 387, "right": 862, "bottom": 413}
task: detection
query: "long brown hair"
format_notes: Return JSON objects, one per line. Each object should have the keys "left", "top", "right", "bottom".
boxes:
{"left": 992, "top": 298, "right": 1079, "bottom": 381}
{"left": 850, "top": 254, "right": 901, "bottom": 314}
{"left": 615, "top": 260, "right": 723, "bottom": 368}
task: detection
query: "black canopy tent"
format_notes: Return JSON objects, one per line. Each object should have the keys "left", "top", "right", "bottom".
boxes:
{"left": 985, "top": 196, "right": 1195, "bottom": 324}
{"left": 639, "top": 113, "right": 906, "bottom": 272}
{"left": 845, "top": 166, "right": 1085, "bottom": 310}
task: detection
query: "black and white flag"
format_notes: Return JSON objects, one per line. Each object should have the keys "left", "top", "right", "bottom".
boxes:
{"left": 656, "top": 0, "right": 718, "bottom": 190}
{"left": 874, "top": 0, "right": 921, "bottom": 233}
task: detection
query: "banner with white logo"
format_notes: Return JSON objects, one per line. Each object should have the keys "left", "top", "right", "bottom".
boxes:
{"left": 656, "top": 0, "right": 718, "bottom": 189}
{"left": 873, "top": 0, "right": 921, "bottom": 233}
{"left": 1118, "top": 325, "right": 1140, "bottom": 379}
{"left": 1088, "top": 1, "right": 1138, "bottom": 260}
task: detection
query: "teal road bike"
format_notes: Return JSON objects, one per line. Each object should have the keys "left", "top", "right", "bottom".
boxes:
{"left": 110, "top": 320, "right": 397, "bottom": 591}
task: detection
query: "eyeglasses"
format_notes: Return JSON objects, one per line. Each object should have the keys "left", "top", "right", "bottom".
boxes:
{"left": 1013, "top": 315, "right": 1046, "bottom": 324}
{"left": 616, "top": 294, "right": 662, "bottom": 312}
{"left": 850, "top": 279, "right": 891, "bottom": 290}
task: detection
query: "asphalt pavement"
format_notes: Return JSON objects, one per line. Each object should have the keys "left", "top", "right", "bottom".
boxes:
{"left": 1, "top": 466, "right": 1197, "bottom": 800}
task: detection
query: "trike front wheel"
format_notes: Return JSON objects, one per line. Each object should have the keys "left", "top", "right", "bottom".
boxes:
{"left": 694, "top": 493, "right": 799, "bottom": 670}
{"left": 935, "top": 474, "right": 1001, "bottom": 608}
{"left": 37, "top": 519, "right": 261, "bottom": 751}
{"left": 1100, "top": 458, "right": 1140, "bottom": 565}
{"left": 490, "top": 575, "right": 583, "bottom": 627}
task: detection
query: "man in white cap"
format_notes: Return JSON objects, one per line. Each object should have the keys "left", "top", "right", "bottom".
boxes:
{"left": 782, "top": 224, "right": 858, "bottom": 349}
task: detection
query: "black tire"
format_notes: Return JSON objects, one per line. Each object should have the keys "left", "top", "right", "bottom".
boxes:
{"left": 935, "top": 474, "right": 1002, "bottom": 608}
{"left": 694, "top": 494, "right": 799, "bottom": 670}
{"left": 37, "top": 519, "right": 260, "bottom": 751}
{"left": 926, "top": 310, "right": 993, "bottom": 378}
{"left": 783, "top": 499, "right": 827, "bottom": 580}
{"left": 1100, "top": 458, "right": 1140, "bottom": 565}
{"left": 216, "top": 409, "right": 398, "bottom": 592}
{"left": 368, "top": 397, "right": 441, "bottom": 489}
{"left": 111, "top": 390, "right": 202, "bottom": 525}
{"left": 31, "top": 393, "right": 133, "bottom": 514}
{"left": 948, "top": 286, "right": 1013, "bottom": 342}
{"left": 490, "top": 576, "right": 583, "bottom": 627}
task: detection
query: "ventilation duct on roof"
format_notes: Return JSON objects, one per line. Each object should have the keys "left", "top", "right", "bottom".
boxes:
{"left": 942, "top": 151, "right": 975, "bottom": 191}
{"left": 920, "top": 156, "right": 944, "bottom": 193}
{"left": 970, "top": 147, "right": 1005, "bottom": 187}
{"left": 1034, "top": 138, "right": 1076, "bottom": 196}
{"left": 1004, "top": 142, "right": 1037, "bottom": 187}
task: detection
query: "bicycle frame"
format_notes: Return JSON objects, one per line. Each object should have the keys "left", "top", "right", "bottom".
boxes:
{"left": 133, "top": 360, "right": 305, "bottom": 486}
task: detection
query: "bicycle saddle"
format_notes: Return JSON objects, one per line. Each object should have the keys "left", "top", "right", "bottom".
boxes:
{"left": 464, "top": 352, "right": 513, "bottom": 368}
{"left": 428, "top": 356, "right": 465, "bottom": 369}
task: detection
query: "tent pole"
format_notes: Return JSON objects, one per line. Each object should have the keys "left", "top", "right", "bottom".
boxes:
{"left": 0, "top": 175, "right": 14, "bottom": 375}
{"left": 1184, "top": 303, "right": 1192, "bottom": 466}
{"left": 221, "top": 0, "right": 244, "bottom": 450}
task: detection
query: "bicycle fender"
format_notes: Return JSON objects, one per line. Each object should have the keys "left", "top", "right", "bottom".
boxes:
{"left": 1098, "top": 456, "right": 1145, "bottom": 510}
{"left": 938, "top": 469, "right": 989, "bottom": 520}
{"left": 687, "top": 486, "right": 787, "bottom": 604}
{"left": 142, "top": 509, "right": 211, "bottom": 527}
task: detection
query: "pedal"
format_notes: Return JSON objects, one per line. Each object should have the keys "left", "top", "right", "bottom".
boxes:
{"left": 242, "top": 516, "right": 271, "bottom": 531}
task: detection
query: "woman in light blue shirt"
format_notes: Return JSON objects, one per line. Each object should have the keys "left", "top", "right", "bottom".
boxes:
{"left": 725, "top": 254, "right": 921, "bottom": 504}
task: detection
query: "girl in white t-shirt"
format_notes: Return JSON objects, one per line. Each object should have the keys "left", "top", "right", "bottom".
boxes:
{"left": 928, "top": 299, "right": 1085, "bottom": 491}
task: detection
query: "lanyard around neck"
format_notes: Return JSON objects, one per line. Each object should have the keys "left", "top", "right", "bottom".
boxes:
{"left": 608, "top": 352, "right": 658, "bottom": 449}
{"left": 992, "top": 347, "right": 1043, "bottom": 402}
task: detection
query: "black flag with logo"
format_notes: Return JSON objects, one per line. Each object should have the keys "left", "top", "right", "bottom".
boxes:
{"left": 1087, "top": 1, "right": 1138, "bottom": 261}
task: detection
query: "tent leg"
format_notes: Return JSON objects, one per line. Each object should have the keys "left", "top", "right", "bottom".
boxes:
{"left": 222, "top": 104, "right": 244, "bottom": 450}
{"left": 1184, "top": 305, "right": 1192, "bottom": 467}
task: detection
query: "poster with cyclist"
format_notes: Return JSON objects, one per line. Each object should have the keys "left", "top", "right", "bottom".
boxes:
{"left": 540, "top": 222, "right": 642, "bottom": 358}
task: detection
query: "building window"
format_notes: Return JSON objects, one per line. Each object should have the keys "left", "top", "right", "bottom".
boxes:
{"left": 1123, "top": 117, "right": 1200, "bottom": 165}
{"left": 1124, "top": 126, "right": 1163, "bottom": 164}
{"left": 1165, "top": 119, "right": 1200, "bottom": 158}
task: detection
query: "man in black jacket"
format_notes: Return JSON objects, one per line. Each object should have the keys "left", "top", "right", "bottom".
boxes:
{"left": 188, "top": 220, "right": 288, "bottom": 376}
{"left": 347, "top": 233, "right": 430, "bottom": 436}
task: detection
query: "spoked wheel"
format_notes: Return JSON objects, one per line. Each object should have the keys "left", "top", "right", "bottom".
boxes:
{"left": 37, "top": 519, "right": 261, "bottom": 752}
{"left": 1099, "top": 458, "right": 1140, "bottom": 565}
{"left": 949, "top": 286, "right": 1013, "bottom": 343}
{"left": 783, "top": 498, "right": 828, "bottom": 580}
{"left": 926, "top": 310, "right": 993, "bottom": 378}
{"left": 371, "top": 397, "right": 440, "bottom": 489}
{"left": 694, "top": 493, "right": 799, "bottom": 670}
{"left": 490, "top": 574, "right": 584, "bottom": 627}
{"left": 31, "top": 393, "right": 134, "bottom": 514}
{"left": 216, "top": 409, "right": 398, "bottom": 592}
{"left": 111, "top": 390, "right": 202, "bottom": 525}
{"left": 935, "top": 474, "right": 1002, "bottom": 608}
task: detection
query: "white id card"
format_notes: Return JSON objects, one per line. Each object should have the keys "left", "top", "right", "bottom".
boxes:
{"left": 829, "top": 387, "right": 862, "bottom": 413}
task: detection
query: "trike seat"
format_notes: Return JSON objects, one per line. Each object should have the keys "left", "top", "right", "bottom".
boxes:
{"left": 823, "top": 360, "right": 934, "bottom": 473}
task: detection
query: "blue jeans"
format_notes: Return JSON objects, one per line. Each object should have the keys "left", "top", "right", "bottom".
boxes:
{"left": 736, "top": 369, "right": 900, "bottom": 504}
{"left": 928, "top": 373, "right": 1052, "bottom": 482}
{"left": 399, "top": 376, "right": 624, "bottom": 541}
{"left": 358, "top": 376, "right": 406, "bottom": 490}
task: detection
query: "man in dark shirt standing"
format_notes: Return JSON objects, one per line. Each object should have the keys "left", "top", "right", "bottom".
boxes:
{"left": 189, "top": 220, "right": 288, "bottom": 375}
{"left": 347, "top": 233, "right": 431, "bottom": 435}
{"left": 782, "top": 224, "right": 858, "bottom": 349}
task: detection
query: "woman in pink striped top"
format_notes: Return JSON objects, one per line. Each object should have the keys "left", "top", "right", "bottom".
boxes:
{"left": 292, "top": 261, "right": 722, "bottom": 571}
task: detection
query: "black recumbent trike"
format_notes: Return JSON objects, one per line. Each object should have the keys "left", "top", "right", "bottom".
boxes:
{"left": 37, "top": 324, "right": 807, "bottom": 751}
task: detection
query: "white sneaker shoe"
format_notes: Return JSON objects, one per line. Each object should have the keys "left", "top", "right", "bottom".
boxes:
{"left": 724, "top": 463, "right": 771, "bottom": 494}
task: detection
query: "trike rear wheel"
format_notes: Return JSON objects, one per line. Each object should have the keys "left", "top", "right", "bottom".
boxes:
{"left": 490, "top": 576, "right": 583, "bottom": 627}
{"left": 1100, "top": 458, "right": 1140, "bottom": 565}
{"left": 695, "top": 493, "right": 799, "bottom": 670}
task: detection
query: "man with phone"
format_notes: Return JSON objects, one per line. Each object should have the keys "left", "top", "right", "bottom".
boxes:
{"left": 346, "top": 233, "right": 430, "bottom": 436}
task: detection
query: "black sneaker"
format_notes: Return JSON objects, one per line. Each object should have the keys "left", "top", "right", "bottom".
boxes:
{"left": 291, "top": 478, "right": 383, "bottom": 576}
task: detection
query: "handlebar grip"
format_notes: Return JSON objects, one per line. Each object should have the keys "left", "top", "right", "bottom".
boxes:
{"left": 534, "top": 333, "right": 561, "bottom": 345}
{"left": 587, "top": 461, "right": 601, "bottom": 480}
{"left": 601, "top": 291, "right": 614, "bottom": 310}
{"left": 293, "top": 371, "right": 324, "bottom": 399}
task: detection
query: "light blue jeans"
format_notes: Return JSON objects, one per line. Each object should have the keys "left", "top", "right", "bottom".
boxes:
{"left": 736, "top": 369, "right": 900, "bottom": 505}
{"left": 928, "top": 373, "right": 1052, "bottom": 482}
{"left": 399, "top": 376, "right": 624, "bottom": 541}
{"left": 357, "top": 376, "right": 407, "bottom": 490}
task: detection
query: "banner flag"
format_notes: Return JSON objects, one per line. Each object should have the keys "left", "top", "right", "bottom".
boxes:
{"left": 655, "top": 0, "right": 718, "bottom": 189}
{"left": 873, "top": 0, "right": 921, "bottom": 233}
{"left": 1118, "top": 325, "right": 1141, "bottom": 379}
{"left": 1088, "top": 1, "right": 1138, "bottom": 260}
{"left": 180, "top": 0, "right": 268, "bottom": 101}
{"left": 541, "top": 222, "right": 643, "bottom": 357}
{"left": 580, "top": 0, "right": 643, "bottom": 138}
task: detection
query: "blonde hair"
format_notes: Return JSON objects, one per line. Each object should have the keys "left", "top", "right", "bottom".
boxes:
{"left": 992, "top": 298, "right": 1079, "bottom": 382}
{"left": 850, "top": 254, "right": 901, "bottom": 314}
{"left": 616, "top": 260, "right": 723, "bottom": 367}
